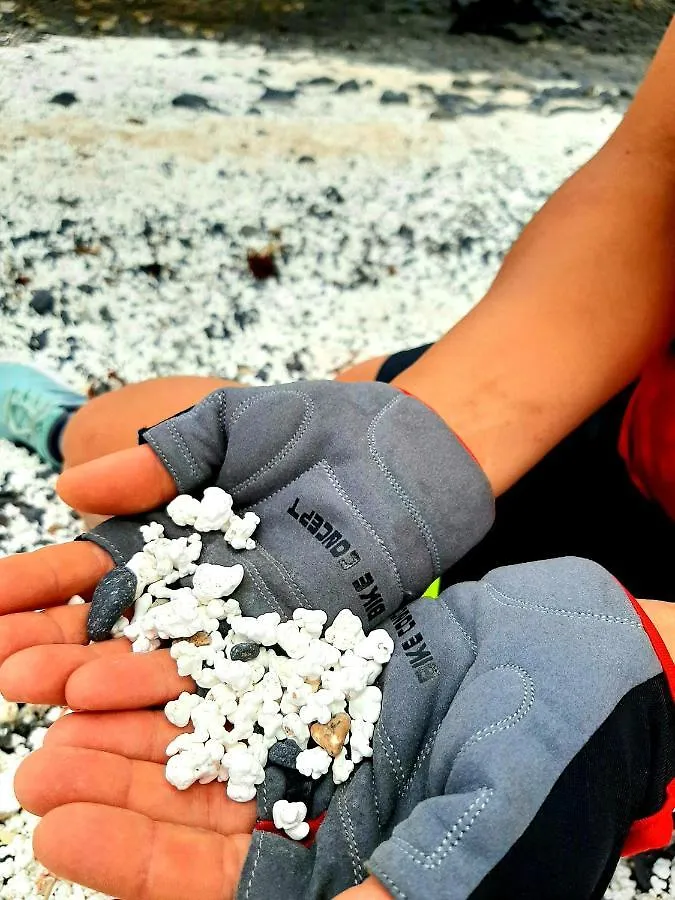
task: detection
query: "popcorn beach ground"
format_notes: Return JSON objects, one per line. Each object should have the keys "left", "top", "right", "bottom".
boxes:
{"left": 108, "top": 488, "right": 394, "bottom": 834}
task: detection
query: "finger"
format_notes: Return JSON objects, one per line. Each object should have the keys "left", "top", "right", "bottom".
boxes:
{"left": 0, "top": 640, "right": 130, "bottom": 705}
{"left": 65, "top": 649, "right": 193, "bottom": 710}
{"left": 0, "top": 604, "right": 90, "bottom": 665}
{"left": 45, "top": 710, "right": 187, "bottom": 764}
{"left": 0, "top": 541, "right": 112, "bottom": 614}
{"left": 335, "top": 877, "right": 394, "bottom": 900}
{"left": 16, "top": 747, "right": 257, "bottom": 836}
{"left": 34, "top": 804, "right": 251, "bottom": 900}
{"left": 57, "top": 445, "right": 177, "bottom": 515}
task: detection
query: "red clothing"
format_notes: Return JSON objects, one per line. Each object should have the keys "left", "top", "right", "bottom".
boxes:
{"left": 619, "top": 352, "right": 675, "bottom": 522}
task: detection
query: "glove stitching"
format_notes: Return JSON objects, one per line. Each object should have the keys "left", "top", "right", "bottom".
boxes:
{"left": 438, "top": 600, "right": 478, "bottom": 653}
{"left": 371, "top": 768, "right": 382, "bottom": 829}
{"left": 392, "top": 787, "right": 493, "bottom": 869}
{"left": 484, "top": 582, "right": 640, "bottom": 627}
{"left": 166, "top": 421, "right": 200, "bottom": 480}
{"left": 242, "top": 834, "right": 263, "bottom": 900}
{"left": 82, "top": 532, "right": 126, "bottom": 566}
{"left": 241, "top": 559, "right": 285, "bottom": 617}
{"left": 229, "top": 390, "right": 315, "bottom": 495}
{"left": 338, "top": 791, "right": 365, "bottom": 886}
{"left": 368, "top": 396, "right": 441, "bottom": 575}
{"left": 321, "top": 462, "right": 404, "bottom": 598}
{"left": 375, "top": 723, "right": 406, "bottom": 789}
{"left": 255, "top": 545, "right": 312, "bottom": 611}
{"left": 399, "top": 722, "right": 443, "bottom": 800}
{"left": 449, "top": 664, "right": 535, "bottom": 776}
{"left": 144, "top": 432, "right": 184, "bottom": 492}
{"left": 373, "top": 870, "right": 407, "bottom": 900}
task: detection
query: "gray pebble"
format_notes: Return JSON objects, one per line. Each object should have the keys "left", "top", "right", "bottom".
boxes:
{"left": 50, "top": 92, "right": 78, "bottom": 107}
{"left": 260, "top": 87, "right": 297, "bottom": 103}
{"left": 230, "top": 641, "right": 261, "bottom": 662}
{"left": 87, "top": 565, "right": 137, "bottom": 642}
{"left": 335, "top": 80, "right": 360, "bottom": 94}
{"left": 29, "top": 290, "right": 54, "bottom": 315}
{"left": 380, "top": 90, "right": 409, "bottom": 105}
{"left": 268, "top": 739, "right": 302, "bottom": 769}
{"left": 172, "top": 93, "right": 215, "bottom": 111}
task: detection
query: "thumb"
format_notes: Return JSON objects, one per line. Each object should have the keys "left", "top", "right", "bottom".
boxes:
{"left": 57, "top": 445, "right": 177, "bottom": 516}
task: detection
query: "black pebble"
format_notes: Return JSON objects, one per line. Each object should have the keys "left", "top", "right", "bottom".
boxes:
{"left": 195, "top": 686, "right": 210, "bottom": 698}
{"left": 324, "top": 186, "right": 344, "bottom": 204}
{"left": 88, "top": 565, "right": 138, "bottom": 642}
{"left": 172, "top": 93, "right": 214, "bottom": 111}
{"left": 304, "top": 76, "right": 336, "bottom": 88}
{"left": 336, "top": 80, "right": 360, "bottom": 94}
{"left": 297, "top": 155, "right": 316, "bottom": 165}
{"left": 29, "top": 289, "right": 54, "bottom": 315}
{"left": 50, "top": 92, "right": 78, "bottom": 107}
{"left": 0, "top": 725, "right": 13, "bottom": 751}
{"left": 230, "top": 641, "right": 261, "bottom": 662}
{"left": 29, "top": 330, "right": 49, "bottom": 351}
{"left": 380, "top": 90, "right": 409, "bottom": 105}
{"left": 268, "top": 739, "right": 302, "bottom": 769}
{"left": 260, "top": 87, "right": 297, "bottom": 103}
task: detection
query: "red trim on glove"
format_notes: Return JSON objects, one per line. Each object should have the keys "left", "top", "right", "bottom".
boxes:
{"left": 255, "top": 812, "right": 326, "bottom": 848}
{"left": 621, "top": 591, "right": 675, "bottom": 856}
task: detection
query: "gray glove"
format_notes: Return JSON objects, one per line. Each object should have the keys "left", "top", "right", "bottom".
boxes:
{"left": 240, "top": 557, "right": 675, "bottom": 900}
{"left": 83, "top": 381, "right": 494, "bottom": 640}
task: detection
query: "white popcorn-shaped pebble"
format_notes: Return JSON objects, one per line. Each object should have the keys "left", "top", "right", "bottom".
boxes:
{"left": 296, "top": 746, "right": 332, "bottom": 780}
{"left": 259, "top": 671, "right": 283, "bottom": 701}
{"left": 111, "top": 615, "right": 130, "bottom": 639}
{"left": 165, "top": 691, "right": 201, "bottom": 727}
{"left": 224, "top": 511, "right": 260, "bottom": 550}
{"left": 282, "top": 713, "right": 310, "bottom": 749}
{"left": 193, "top": 563, "right": 244, "bottom": 602}
{"left": 293, "top": 608, "right": 327, "bottom": 638}
{"left": 223, "top": 597, "right": 243, "bottom": 623}
{"left": 349, "top": 719, "right": 375, "bottom": 764}
{"left": 299, "top": 690, "right": 336, "bottom": 726}
{"left": 222, "top": 744, "right": 265, "bottom": 800}
{"left": 365, "top": 659, "right": 383, "bottom": 686}
{"left": 276, "top": 621, "right": 312, "bottom": 659}
{"left": 235, "top": 613, "right": 281, "bottom": 647}
{"left": 167, "top": 494, "right": 202, "bottom": 527}
{"left": 354, "top": 629, "right": 394, "bottom": 665}
{"left": 349, "top": 686, "right": 382, "bottom": 724}
{"left": 194, "top": 487, "right": 234, "bottom": 532}
{"left": 140, "top": 522, "right": 165, "bottom": 543}
{"left": 207, "top": 683, "right": 238, "bottom": 716}
{"left": 214, "top": 658, "right": 260, "bottom": 695}
{"left": 166, "top": 732, "right": 204, "bottom": 757}
{"left": 332, "top": 748, "right": 355, "bottom": 785}
{"left": 273, "top": 800, "right": 310, "bottom": 841}
{"left": 325, "top": 609, "right": 365, "bottom": 651}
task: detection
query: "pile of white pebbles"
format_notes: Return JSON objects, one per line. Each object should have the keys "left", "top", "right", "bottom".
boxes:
{"left": 110, "top": 487, "right": 393, "bottom": 841}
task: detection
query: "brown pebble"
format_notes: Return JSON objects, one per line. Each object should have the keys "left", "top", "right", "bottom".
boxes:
{"left": 188, "top": 631, "right": 211, "bottom": 647}
{"left": 305, "top": 677, "right": 321, "bottom": 692}
{"left": 310, "top": 713, "right": 351, "bottom": 758}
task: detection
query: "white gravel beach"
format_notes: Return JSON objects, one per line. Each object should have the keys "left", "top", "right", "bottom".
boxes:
{"left": 0, "top": 22, "right": 670, "bottom": 899}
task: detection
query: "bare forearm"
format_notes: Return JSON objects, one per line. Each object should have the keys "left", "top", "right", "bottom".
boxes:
{"left": 396, "top": 19, "right": 675, "bottom": 496}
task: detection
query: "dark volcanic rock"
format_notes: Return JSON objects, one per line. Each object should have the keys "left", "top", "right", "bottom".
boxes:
{"left": 260, "top": 87, "right": 297, "bottom": 103}
{"left": 335, "top": 79, "right": 360, "bottom": 94}
{"left": 88, "top": 565, "right": 137, "bottom": 642}
{"left": 380, "top": 90, "right": 409, "bottom": 105}
{"left": 230, "top": 641, "right": 261, "bottom": 662}
{"left": 50, "top": 91, "right": 78, "bottom": 107}
{"left": 172, "top": 93, "right": 216, "bottom": 111}
{"left": 268, "top": 739, "right": 302, "bottom": 769}
{"left": 29, "top": 289, "right": 55, "bottom": 315}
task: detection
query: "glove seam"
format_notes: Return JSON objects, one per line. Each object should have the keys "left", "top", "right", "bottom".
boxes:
{"left": 79, "top": 531, "right": 126, "bottom": 566}
{"left": 242, "top": 834, "right": 263, "bottom": 900}
{"left": 241, "top": 557, "right": 285, "bottom": 617}
{"left": 338, "top": 791, "right": 365, "bottom": 886}
{"left": 368, "top": 395, "right": 440, "bottom": 577}
{"left": 484, "top": 581, "right": 641, "bottom": 627}
{"left": 449, "top": 664, "right": 535, "bottom": 775}
{"left": 166, "top": 420, "right": 200, "bottom": 481}
{"left": 255, "top": 544, "right": 312, "bottom": 612}
{"left": 371, "top": 868, "right": 407, "bottom": 900}
{"left": 375, "top": 723, "right": 406, "bottom": 789}
{"left": 144, "top": 431, "right": 184, "bottom": 492}
{"left": 438, "top": 599, "right": 478, "bottom": 653}
{"left": 399, "top": 722, "right": 443, "bottom": 800}
{"left": 229, "top": 390, "right": 315, "bottom": 495}
{"left": 391, "top": 786, "right": 493, "bottom": 869}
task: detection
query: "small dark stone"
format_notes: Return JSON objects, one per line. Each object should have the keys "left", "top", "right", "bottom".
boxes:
{"left": 230, "top": 641, "right": 261, "bottom": 662}
{"left": 50, "top": 91, "right": 78, "bottom": 107}
{"left": 195, "top": 686, "right": 210, "bottom": 698}
{"left": 88, "top": 565, "right": 138, "bottom": 642}
{"left": 380, "top": 90, "right": 409, "bottom": 105}
{"left": 201, "top": 74, "right": 217, "bottom": 83}
{"left": 79, "top": 284, "right": 95, "bottom": 295}
{"left": 398, "top": 224, "right": 414, "bottom": 240}
{"left": 324, "top": 186, "right": 344, "bottom": 204}
{"left": 260, "top": 87, "right": 297, "bottom": 103}
{"left": 210, "top": 222, "right": 227, "bottom": 236}
{"left": 172, "top": 94, "right": 214, "bottom": 111}
{"left": 335, "top": 80, "right": 360, "bottom": 94}
{"left": 0, "top": 725, "right": 13, "bottom": 751}
{"left": 297, "top": 155, "right": 316, "bottom": 165}
{"left": 268, "top": 739, "right": 302, "bottom": 769}
{"left": 29, "top": 289, "right": 54, "bottom": 315}
{"left": 433, "top": 92, "right": 478, "bottom": 119}
{"left": 218, "top": 619, "right": 231, "bottom": 638}
{"left": 180, "top": 46, "right": 201, "bottom": 57}
{"left": 247, "top": 107, "right": 262, "bottom": 116}
{"left": 99, "top": 305, "right": 113, "bottom": 323}
{"left": 139, "top": 262, "right": 163, "bottom": 279}
{"left": 29, "top": 330, "right": 49, "bottom": 351}
{"left": 303, "top": 76, "right": 337, "bottom": 88}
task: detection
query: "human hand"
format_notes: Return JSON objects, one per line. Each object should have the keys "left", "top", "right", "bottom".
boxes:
{"left": 0, "top": 381, "right": 493, "bottom": 708}
{"left": 17, "top": 558, "right": 675, "bottom": 900}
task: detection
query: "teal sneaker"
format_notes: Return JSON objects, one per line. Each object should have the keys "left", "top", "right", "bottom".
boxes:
{"left": 0, "top": 363, "right": 86, "bottom": 469}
